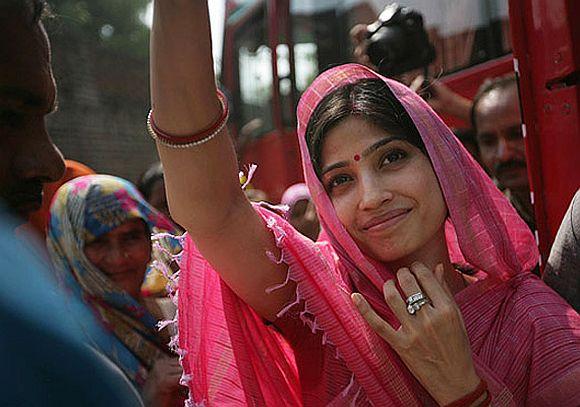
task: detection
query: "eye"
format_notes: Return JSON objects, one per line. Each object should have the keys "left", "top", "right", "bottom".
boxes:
{"left": 381, "top": 149, "right": 407, "bottom": 166}
{"left": 326, "top": 174, "right": 352, "bottom": 191}
{"left": 123, "top": 231, "right": 146, "bottom": 243}
{"left": 477, "top": 134, "right": 496, "bottom": 147}
{"left": 85, "top": 239, "right": 105, "bottom": 250}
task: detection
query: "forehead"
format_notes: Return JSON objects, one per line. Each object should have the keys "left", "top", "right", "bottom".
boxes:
{"left": 475, "top": 85, "right": 520, "bottom": 126}
{"left": 320, "top": 117, "right": 391, "bottom": 163}
{"left": 0, "top": 19, "right": 55, "bottom": 109}
{"left": 89, "top": 218, "right": 148, "bottom": 243}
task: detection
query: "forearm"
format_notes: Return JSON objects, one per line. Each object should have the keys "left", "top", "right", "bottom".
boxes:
{"left": 150, "top": 0, "right": 243, "bottom": 233}
{"left": 151, "top": 0, "right": 218, "bottom": 133}
{"left": 445, "top": 95, "right": 472, "bottom": 124}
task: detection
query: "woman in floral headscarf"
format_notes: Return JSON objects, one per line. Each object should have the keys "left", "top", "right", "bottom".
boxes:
{"left": 47, "top": 174, "right": 185, "bottom": 407}
{"left": 148, "top": 2, "right": 579, "bottom": 406}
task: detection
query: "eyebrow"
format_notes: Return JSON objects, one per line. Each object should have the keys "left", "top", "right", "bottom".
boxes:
{"left": 0, "top": 85, "right": 57, "bottom": 114}
{"left": 320, "top": 136, "right": 402, "bottom": 176}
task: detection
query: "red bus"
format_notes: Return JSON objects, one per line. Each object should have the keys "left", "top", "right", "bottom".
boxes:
{"left": 220, "top": 0, "right": 579, "bottom": 266}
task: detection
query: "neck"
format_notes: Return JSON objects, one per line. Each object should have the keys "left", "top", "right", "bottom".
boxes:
{"left": 385, "top": 225, "right": 466, "bottom": 295}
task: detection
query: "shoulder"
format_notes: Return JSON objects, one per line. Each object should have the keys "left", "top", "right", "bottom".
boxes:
{"left": 508, "top": 274, "right": 578, "bottom": 326}
{"left": 509, "top": 277, "right": 580, "bottom": 407}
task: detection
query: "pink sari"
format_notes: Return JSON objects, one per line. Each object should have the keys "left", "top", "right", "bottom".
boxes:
{"left": 177, "top": 64, "right": 580, "bottom": 406}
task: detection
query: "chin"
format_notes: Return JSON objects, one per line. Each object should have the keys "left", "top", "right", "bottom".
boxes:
{"left": 359, "top": 239, "right": 414, "bottom": 264}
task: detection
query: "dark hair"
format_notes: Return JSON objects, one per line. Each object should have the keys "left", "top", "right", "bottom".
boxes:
{"left": 0, "top": 0, "right": 49, "bottom": 24}
{"left": 470, "top": 73, "right": 517, "bottom": 131}
{"left": 137, "top": 162, "right": 164, "bottom": 201}
{"left": 305, "top": 78, "right": 426, "bottom": 177}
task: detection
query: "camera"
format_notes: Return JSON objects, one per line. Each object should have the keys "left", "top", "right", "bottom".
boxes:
{"left": 366, "top": 3, "right": 436, "bottom": 77}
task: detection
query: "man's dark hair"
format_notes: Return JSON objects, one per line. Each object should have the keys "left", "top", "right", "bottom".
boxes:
{"left": 0, "top": 0, "right": 50, "bottom": 24}
{"left": 470, "top": 73, "right": 517, "bottom": 131}
{"left": 305, "top": 78, "right": 426, "bottom": 177}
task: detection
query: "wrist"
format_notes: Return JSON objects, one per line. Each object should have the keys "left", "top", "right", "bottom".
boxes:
{"left": 441, "top": 377, "right": 489, "bottom": 407}
{"left": 434, "top": 371, "right": 481, "bottom": 405}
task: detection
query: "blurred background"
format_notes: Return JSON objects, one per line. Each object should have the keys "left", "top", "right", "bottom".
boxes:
{"left": 45, "top": 0, "right": 511, "bottom": 186}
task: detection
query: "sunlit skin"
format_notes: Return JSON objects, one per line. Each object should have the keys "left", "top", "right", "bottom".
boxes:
{"left": 84, "top": 219, "right": 151, "bottom": 299}
{"left": 320, "top": 116, "right": 450, "bottom": 273}
{"left": 0, "top": 16, "right": 65, "bottom": 220}
{"left": 475, "top": 84, "right": 528, "bottom": 192}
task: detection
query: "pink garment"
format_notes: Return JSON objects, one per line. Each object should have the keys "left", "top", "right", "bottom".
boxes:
{"left": 177, "top": 64, "right": 580, "bottom": 406}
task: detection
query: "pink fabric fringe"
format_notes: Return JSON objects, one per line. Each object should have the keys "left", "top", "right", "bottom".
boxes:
{"left": 176, "top": 64, "right": 580, "bottom": 406}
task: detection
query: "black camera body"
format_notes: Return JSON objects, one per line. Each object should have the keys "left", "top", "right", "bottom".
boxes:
{"left": 366, "top": 3, "right": 436, "bottom": 77}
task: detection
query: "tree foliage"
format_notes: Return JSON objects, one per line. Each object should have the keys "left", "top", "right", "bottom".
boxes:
{"left": 47, "top": 0, "right": 151, "bottom": 59}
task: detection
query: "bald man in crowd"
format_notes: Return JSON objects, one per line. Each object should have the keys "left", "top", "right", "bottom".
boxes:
{"left": 471, "top": 74, "right": 535, "bottom": 231}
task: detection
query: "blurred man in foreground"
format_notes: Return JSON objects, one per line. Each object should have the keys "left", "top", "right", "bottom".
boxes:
{"left": 0, "top": 2, "right": 142, "bottom": 405}
{"left": 0, "top": 0, "right": 65, "bottom": 221}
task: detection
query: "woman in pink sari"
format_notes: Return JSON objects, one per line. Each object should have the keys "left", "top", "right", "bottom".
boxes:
{"left": 149, "top": 2, "right": 579, "bottom": 406}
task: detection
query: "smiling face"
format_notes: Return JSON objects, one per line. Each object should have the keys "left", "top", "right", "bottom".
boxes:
{"left": 0, "top": 13, "right": 65, "bottom": 220}
{"left": 320, "top": 116, "right": 448, "bottom": 266}
{"left": 84, "top": 219, "right": 151, "bottom": 298}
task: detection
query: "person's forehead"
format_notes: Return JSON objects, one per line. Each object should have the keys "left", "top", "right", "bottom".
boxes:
{"left": 100, "top": 218, "right": 148, "bottom": 238}
{"left": 475, "top": 85, "right": 520, "bottom": 127}
{"left": 476, "top": 85, "right": 519, "bottom": 116}
{"left": 321, "top": 117, "right": 394, "bottom": 161}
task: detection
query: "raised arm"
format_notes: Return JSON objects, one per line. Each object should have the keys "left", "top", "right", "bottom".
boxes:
{"left": 150, "top": 0, "right": 294, "bottom": 321}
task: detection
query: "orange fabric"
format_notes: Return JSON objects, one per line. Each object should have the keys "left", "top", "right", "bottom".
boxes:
{"left": 28, "top": 160, "right": 95, "bottom": 238}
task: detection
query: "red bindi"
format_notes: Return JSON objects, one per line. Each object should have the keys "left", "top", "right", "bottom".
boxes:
{"left": 353, "top": 154, "right": 361, "bottom": 161}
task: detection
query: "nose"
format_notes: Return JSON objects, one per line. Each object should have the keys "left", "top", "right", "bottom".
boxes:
{"left": 15, "top": 125, "right": 65, "bottom": 183}
{"left": 106, "top": 243, "right": 130, "bottom": 268}
{"left": 358, "top": 174, "right": 393, "bottom": 211}
{"left": 496, "top": 137, "right": 516, "bottom": 163}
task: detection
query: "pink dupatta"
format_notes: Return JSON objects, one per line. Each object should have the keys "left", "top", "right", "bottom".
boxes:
{"left": 177, "top": 64, "right": 580, "bottom": 406}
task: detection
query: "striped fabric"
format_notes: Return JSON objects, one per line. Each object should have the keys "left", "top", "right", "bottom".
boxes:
{"left": 177, "top": 64, "right": 580, "bottom": 406}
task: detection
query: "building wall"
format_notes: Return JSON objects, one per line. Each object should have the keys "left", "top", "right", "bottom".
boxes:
{"left": 46, "top": 30, "right": 158, "bottom": 185}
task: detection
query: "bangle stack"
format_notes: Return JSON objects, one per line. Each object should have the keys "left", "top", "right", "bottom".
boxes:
{"left": 444, "top": 379, "right": 490, "bottom": 407}
{"left": 147, "top": 89, "right": 229, "bottom": 149}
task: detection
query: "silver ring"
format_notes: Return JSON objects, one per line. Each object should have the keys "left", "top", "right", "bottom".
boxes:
{"left": 406, "top": 292, "right": 427, "bottom": 306}
{"left": 405, "top": 291, "right": 431, "bottom": 315}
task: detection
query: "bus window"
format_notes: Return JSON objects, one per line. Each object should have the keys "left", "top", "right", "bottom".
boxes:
{"left": 224, "top": 0, "right": 512, "bottom": 138}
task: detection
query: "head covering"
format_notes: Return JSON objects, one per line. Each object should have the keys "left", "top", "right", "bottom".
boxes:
{"left": 47, "top": 174, "right": 176, "bottom": 385}
{"left": 177, "top": 65, "right": 579, "bottom": 406}
{"left": 281, "top": 183, "right": 311, "bottom": 209}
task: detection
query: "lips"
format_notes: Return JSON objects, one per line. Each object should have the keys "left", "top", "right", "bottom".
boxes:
{"left": 361, "top": 208, "right": 412, "bottom": 232}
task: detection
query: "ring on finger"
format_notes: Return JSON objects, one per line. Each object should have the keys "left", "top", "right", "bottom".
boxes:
{"left": 405, "top": 291, "right": 429, "bottom": 305}
{"left": 407, "top": 297, "right": 430, "bottom": 315}
{"left": 405, "top": 292, "right": 431, "bottom": 315}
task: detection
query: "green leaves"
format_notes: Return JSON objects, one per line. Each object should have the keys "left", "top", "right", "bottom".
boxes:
{"left": 47, "top": 0, "right": 151, "bottom": 58}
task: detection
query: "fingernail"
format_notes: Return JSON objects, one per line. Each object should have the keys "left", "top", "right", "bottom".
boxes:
{"left": 351, "top": 293, "right": 361, "bottom": 306}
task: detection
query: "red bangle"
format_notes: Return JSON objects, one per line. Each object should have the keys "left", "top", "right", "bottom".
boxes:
{"left": 147, "top": 89, "right": 229, "bottom": 148}
{"left": 444, "top": 379, "right": 489, "bottom": 407}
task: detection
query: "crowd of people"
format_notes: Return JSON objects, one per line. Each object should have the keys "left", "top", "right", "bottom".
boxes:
{"left": 1, "top": 1, "right": 579, "bottom": 406}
